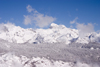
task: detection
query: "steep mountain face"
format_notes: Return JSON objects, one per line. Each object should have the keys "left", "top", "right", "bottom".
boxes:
{"left": 0, "top": 23, "right": 100, "bottom": 44}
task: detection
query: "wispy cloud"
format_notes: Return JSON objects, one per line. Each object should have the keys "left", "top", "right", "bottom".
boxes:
{"left": 24, "top": 5, "right": 56, "bottom": 28}
{"left": 76, "top": 8, "right": 78, "bottom": 11}
{"left": 10, "top": 18, "right": 14, "bottom": 21}
{"left": 24, "top": 15, "right": 32, "bottom": 25}
{"left": 26, "top": 5, "right": 38, "bottom": 13}
{"left": 76, "top": 23, "right": 94, "bottom": 38}
{"left": 70, "top": 17, "right": 78, "bottom": 24}
{"left": 0, "top": 17, "right": 1, "bottom": 19}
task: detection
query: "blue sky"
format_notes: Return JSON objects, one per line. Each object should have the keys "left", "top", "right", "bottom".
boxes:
{"left": 0, "top": 0, "right": 100, "bottom": 31}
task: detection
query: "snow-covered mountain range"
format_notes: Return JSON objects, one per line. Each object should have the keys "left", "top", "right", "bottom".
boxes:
{"left": 0, "top": 23, "right": 100, "bottom": 67}
{"left": 0, "top": 23, "right": 100, "bottom": 44}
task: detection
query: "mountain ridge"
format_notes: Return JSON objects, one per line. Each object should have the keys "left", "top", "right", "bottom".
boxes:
{"left": 0, "top": 23, "right": 100, "bottom": 44}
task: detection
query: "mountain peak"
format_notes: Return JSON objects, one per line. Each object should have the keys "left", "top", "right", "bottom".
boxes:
{"left": 50, "top": 23, "right": 66, "bottom": 29}
{"left": 50, "top": 23, "right": 58, "bottom": 28}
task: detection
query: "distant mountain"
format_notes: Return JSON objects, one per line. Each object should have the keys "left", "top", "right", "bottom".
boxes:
{"left": 0, "top": 23, "right": 100, "bottom": 44}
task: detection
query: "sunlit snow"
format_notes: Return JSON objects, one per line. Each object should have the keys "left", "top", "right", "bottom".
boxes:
{"left": 0, "top": 23, "right": 100, "bottom": 67}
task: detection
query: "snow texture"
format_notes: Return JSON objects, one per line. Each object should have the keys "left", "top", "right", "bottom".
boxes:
{"left": 0, "top": 23, "right": 100, "bottom": 44}
{"left": 0, "top": 23, "right": 100, "bottom": 67}
{"left": 0, "top": 39, "right": 100, "bottom": 67}
{"left": 0, "top": 53, "right": 98, "bottom": 67}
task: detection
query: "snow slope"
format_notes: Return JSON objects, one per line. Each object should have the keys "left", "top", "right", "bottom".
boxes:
{"left": 0, "top": 39, "right": 100, "bottom": 67}
{"left": 0, "top": 53, "right": 96, "bottom": 67}
{"left": 0, "top": 23, "right": 100, "bottom": 44}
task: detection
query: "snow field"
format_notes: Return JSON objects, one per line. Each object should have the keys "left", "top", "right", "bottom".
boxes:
{"left": 0, "top": 53, "right": 98, "bottom": 67}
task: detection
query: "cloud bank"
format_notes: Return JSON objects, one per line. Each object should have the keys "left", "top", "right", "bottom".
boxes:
{"left": 70, "top": 17, "right": 95, "bottom": 38}
{"left": 76, "top": 23, "right": 94, "bottom": 37}
{"left": 24, "top": 5, "right": 56, "bottom": 28}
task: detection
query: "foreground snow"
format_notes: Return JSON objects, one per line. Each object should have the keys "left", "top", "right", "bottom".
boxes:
{"left": 0, "top": 39, "right": 100, "bottom": 67}
{"left": 0, "top": 53, "right": 98, "bottom": 67}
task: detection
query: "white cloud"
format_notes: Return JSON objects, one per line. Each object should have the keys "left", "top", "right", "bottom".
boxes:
{"left": 76, "top": 23, "right": 94, "bottom": 38}
{"left": 26, "top": 5, "right": 34, "bottom": 13}
{"left": 24, "top": 5, "right": 56, "bottom": 28}
{"left": 70, "top": 17, "right": 95, "bottom": 38}
{"left": 26, "top": 5, "right": 38, "bottom": 13}
{"left": 70, "top": 17, "right": 78, "bottom": 24}
{"left": 24, "top": 15, "right": 32, "bottom": 25}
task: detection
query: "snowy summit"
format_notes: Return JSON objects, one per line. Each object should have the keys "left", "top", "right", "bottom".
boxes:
{"left": 0, "top": 23, "right": 100, "bottom": 44}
